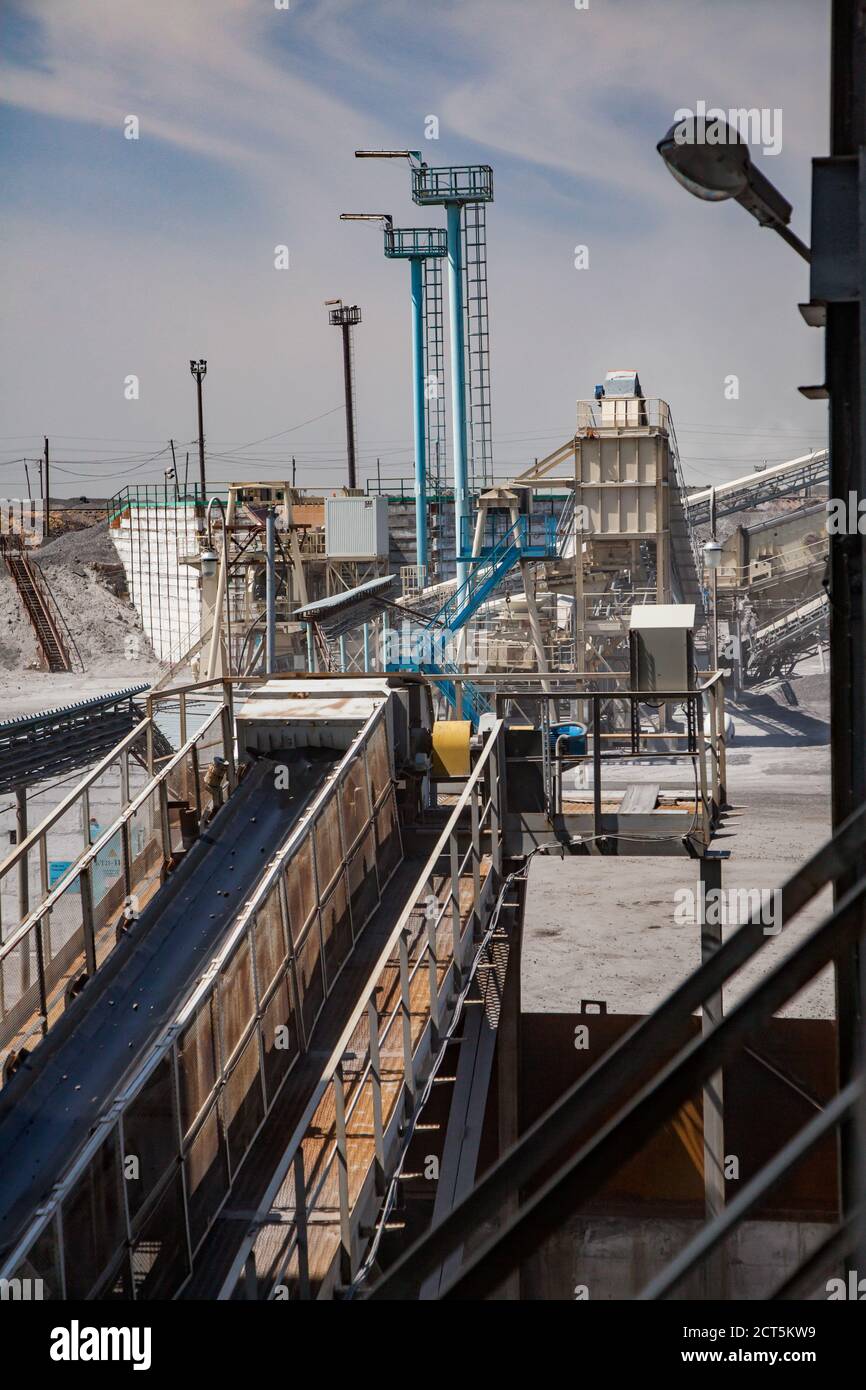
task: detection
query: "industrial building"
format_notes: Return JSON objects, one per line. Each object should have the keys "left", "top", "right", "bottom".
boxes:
{"left": 0, "top": 0, "right": 863, "bottom": 1333}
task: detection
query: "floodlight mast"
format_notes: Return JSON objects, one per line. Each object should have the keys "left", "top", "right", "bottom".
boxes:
{"left": 354, "top": 148, "right": 494, "bottom": 587}
{"left": 340, "top": 210, "right": 448, "bottom": 574}
{"left": 324, "top": 298, "right": 362, "bottom": 488}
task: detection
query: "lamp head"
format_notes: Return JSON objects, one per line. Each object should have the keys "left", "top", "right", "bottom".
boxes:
{"left": 702, "top": 539, "right": 723, "bottom": 571}
{"left": 657, "top": 117, "right": 793, "bottom": 229}
{"left": 657, "top": 118, "right": 750, "bottom": 201}
{"left": 200, "top": 548, "right": 218, "bottom": 578}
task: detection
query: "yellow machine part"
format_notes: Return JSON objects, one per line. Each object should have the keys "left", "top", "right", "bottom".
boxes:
{"left": 431, "top": 720, "right": 471, "bottom": 779}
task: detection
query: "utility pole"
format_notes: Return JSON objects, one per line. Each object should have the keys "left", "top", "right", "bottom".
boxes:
{"left": 43, "top": 437, "right": 50, "bottom": 540}
{"left": 325, "top": 301, "right": 361, "bottom": 489}
{"left": 23, "top": 460, "right": 31, "bottom": 500}
{"left": 189, "top": 360, "right": 208, "bottom": 502}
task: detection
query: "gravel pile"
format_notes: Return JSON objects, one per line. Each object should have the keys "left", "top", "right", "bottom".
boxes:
{"left": 36, "top": 518, "right": 119, "bottom": 567}
{"left": 0, "top": 521, "right": 156, "bottom": 677}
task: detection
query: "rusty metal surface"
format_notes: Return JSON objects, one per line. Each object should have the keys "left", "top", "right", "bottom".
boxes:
{"left": 520, "top": 1012, "right": 838, "bottom": 1218}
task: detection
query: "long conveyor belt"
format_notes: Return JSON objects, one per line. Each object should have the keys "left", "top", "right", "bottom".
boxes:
{"left": 0, "top": 749, "right": 339, "bottom": 1264}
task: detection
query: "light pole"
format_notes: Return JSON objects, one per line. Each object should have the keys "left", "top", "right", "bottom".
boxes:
{"left": 658, "top": 0, "right": 866, "bottom": 1272}
{"left": 340, "top": 213, "right": 448, "bottom": 578}
{"left": 189, "top": 359, "right": 208, "bottom": 503}
{"left": 324, "top": 301, "right": 361, "bottom": 489}
{"left": 354, "top": 150, "right": 494, "bottom": 587}
{"left": 702, "top": 537, "right": 722, "bottom": 672}
{"left": 204, "top": 495, "right": 232, "bottom": 677}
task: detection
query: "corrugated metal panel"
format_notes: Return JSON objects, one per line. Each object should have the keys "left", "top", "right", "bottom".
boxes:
{"left": 325, "top": 496, "right": 389, "bottom": 558}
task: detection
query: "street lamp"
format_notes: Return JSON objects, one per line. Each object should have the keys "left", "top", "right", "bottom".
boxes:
{"left": 323, "top": 301, "right": 362, "bottom": 489}
{"left": 189, "top": 359, "right": 208, "bottom": 502}
{"left": 656, "top": 118, "right": 811, "bottom": 262}
{"left": 702, "top": 538, "right": 722, "bottom": 675}
{"left": 203, "top": 495, "right": 232, "bottom": 677}
{"left": 340, "top": 212, "right": 448, "bottom": 576}
{"left": 200, "top": 549, "right": 218, "bottom": 579}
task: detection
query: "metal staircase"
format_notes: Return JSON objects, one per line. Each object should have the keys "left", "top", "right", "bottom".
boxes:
{"left": 395, "top": 515, "right": 561, "bottom": 724}
{"left": 669, "top": 481, "right": 704, "bottom": 608}
{"left": 429, "top": 517, "right": 538, "bottom": 632}
{"left": 0, "top": 538, "right": 74, "bottom": 672}
{"left": 666, "top": 420, "right": 705, "bottom": 611}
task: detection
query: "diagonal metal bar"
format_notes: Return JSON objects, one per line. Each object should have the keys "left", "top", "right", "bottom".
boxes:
{"left": 366, "top": 807, "right": 866, "bottom": 1300}
{"left": 770, "top": 1209, "right": 860, "bottom": 1300}
{"left": 437, "top": 878, "right": 866, "bottom": 1301}
{"left": 639, "top": 1080, "right": 859, "bottom": 1300}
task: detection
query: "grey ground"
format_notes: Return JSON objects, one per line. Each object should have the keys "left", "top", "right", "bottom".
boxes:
{"left": 521, "top": 657, "right": 834, "bottom": 1019}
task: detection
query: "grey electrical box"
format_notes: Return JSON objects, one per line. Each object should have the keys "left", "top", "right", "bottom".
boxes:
{"left": 325, "top": 496, "right": 390, "bottom": 559}
{"left": 628, "top": 604, "right": 695, "bottom": 692}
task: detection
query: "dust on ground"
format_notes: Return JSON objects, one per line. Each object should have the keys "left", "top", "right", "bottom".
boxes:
{"left": 0, "top": 518, "right": 158, "bottom": 715}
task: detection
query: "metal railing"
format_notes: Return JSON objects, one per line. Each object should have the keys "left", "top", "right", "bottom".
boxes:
{"left": 491, "top": 674, "right": 727, "bottom": 846}
{"left": 0, "top": 699, "right": 233, "bottom": 1074}
{"left": 576, "top": 396, "right": 673, "bottom": 434}
{"left": 0, "top": 705, "right": 150, "bottom": 937}
{"left": 0, "top": 701, "right": 405, "bottom": 1298}
{"left": 221, "top": 718, "right": 505, "bottom": 1299}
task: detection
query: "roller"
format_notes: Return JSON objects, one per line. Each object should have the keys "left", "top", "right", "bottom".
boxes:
{"left": 431, "top": 719, "right": 471, "bottom": 778}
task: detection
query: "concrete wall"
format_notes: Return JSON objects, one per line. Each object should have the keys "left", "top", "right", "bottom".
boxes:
{"left": 521, "top": 1215, "right": 835, "bottom": 1300}
{"left": 110, "top": 503, "right": 201, "bottom": 663}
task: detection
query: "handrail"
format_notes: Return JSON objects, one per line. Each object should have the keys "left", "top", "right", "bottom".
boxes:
{"left": 29, "top": 557, "right": 85, "bottom": 674}
{"left": 431, "top": 518, "right": 526, "bottom": 630}
{"left": 0, "top": 716, "right": 150, "bottom": 882}
{"left": 0, "top": 706, "right": 223, "bottom": 973}
{"left": 217, "top": 716, "right": 505, "bottom": 1299}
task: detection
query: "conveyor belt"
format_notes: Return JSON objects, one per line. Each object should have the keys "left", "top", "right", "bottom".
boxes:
{"left": 0, "top": 748, "right": 338, "bottom": 1263}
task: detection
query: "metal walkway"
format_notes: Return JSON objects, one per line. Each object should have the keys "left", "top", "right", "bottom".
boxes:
{"left": 686, "top": 450, "right": 829, "bottom": 526}
{"left": 0, "top": 678, "right": 509, "bottom": 1301}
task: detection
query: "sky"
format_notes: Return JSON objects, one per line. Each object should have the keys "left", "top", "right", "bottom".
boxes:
{"left": 0, "top": 0, "right": 830, "bottom": 500}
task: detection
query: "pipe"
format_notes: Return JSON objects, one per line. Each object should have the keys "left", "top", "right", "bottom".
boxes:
{"left": 265, "top": 508, "right": 276, "bottom": 674}
{"left": 446, "top": 202, "right": 469, "bottom": 588}
{"left": 410, "top": 256, "right": 428, "bottom": 578}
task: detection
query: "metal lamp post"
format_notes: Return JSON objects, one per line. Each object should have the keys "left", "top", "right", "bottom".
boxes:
{"left": 656, "top": 118, "right": 810, "bottom": 262}
{"left": 340, "top": 213, "right": 448, "bottom": 579}
{"left": 204, "top": 495, "right": 232, "bottom": 678}
{"left": 189, "top": 359, "right": 208, "bottom": 503}
{"left": 658, "top": 1, "right": 866, "bottom": 1273}
{"left": 325, "top": 300, "right": 362, "bottom": 489}
{"left": 354, "top": 150, "right": 494, "bottom": 587}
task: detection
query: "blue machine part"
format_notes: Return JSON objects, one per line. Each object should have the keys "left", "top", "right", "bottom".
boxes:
{"left": 550, "top": 722, "right": 587, "bottom": 755}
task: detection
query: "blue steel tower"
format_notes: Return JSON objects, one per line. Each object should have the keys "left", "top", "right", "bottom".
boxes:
{"left": 340, "top": 215, "right": 447, "bottom": 577}
{"left": 355, "top": 152, "right": 494, "bottom": 586}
